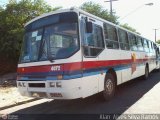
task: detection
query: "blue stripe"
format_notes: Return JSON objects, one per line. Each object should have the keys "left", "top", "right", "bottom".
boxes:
{"left": 18, "top": 62, "right": 145, "bottom": 81}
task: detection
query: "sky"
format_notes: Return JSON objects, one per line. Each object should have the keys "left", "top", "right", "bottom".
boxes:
{"left": 1, "top": 0, "right": 160, "bottom": 42}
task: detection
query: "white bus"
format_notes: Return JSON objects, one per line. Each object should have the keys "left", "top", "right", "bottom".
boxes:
{"left": 155, "top": 44, "right": 160, "bottom": 70}
{"left": 17, "top": 8, "right": 159, "bottom": 101}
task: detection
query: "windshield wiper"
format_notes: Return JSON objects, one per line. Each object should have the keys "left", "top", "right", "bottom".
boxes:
{"left": 48, "top": 55, "right": 55, "bottom": 63}
{"left": 38, "top": 40, "right": 54, "bottom": 63}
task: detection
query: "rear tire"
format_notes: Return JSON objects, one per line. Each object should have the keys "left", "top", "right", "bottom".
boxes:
{"left": 143, "top": 66, "right": 149, "bottom": 80}
{"left": 103, "top": 73, "right": 116, "bottom": 101}
{"left": 157, "top": 64, "right": 160, "bottom": 72}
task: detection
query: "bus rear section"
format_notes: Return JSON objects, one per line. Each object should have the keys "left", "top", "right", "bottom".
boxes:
{"left": 17, "top": 10, "right": 85, "bottom": 99}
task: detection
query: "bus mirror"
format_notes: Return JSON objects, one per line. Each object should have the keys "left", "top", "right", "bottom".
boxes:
{"left": 86, "top": 22, "right": 93, "bottom": 33}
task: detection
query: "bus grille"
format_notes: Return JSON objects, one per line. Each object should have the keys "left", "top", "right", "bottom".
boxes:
{"left": 29, "top": 83, "right": 45, "bottom": 88}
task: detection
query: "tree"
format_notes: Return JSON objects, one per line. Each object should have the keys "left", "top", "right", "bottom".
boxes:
{"left": 80, "top": 2, "right": 119, "bottom": 24}
{"left": 0, "top": 0, "right": 60, "bottom": 73}
{"left": 9, "top": 0, "right": 16, "bottom": 4}
{"left": 120, "top": 23, "right": 140, "bottom": 34}
{"left": 0, "top": 6, "right": 3, "bottom": 11}
{"left": 156, "top": 40, "right": 160, "bottom": 44}
{"left": 80, "top": 2, "right": 139, "bottom": 34}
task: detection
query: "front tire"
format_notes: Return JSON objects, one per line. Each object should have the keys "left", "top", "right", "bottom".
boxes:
{"left": 103, "top": 73, "right": 116, "bottom": 101}
{"left": 157, "top": 63, "right": 160, "bottom": 72}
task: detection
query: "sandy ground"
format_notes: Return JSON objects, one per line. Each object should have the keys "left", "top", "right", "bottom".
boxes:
{"left": 0, "top": 87, "right": 33, "bottom": 109}
{"left": 0, "top": 73, "right": 34, "bottom": 109}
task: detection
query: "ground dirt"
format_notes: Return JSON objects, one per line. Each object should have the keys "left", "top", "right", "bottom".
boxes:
{"left": 0, "top": 73, "right": 33, "bottom": 109}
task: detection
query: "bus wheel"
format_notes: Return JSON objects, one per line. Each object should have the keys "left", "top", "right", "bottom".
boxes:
{"left": 144, "top": 66, "right": 149, "bottom": 80}
{"left": 103, "top": 73, "right": 116, "bottom": 101}
{"left": 158, "top": 64, "right": 160, "bottom": 72}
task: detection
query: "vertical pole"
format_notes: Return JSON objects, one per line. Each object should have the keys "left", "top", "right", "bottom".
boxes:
{"left": 110, "top": 0, "right": 113, "bottom": 16}
{"left": 154, "top": 29, "right": 158, "bottom": 43}
{"left": 155, "top": 29, "right": 157, "bottom": 43}
{"left": 104, "top": 0, "right": 118, "bottom": 16}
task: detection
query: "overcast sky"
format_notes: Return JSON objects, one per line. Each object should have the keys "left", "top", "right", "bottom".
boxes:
{"left": 1, "top": 0, "right": 160, "bottom": 41}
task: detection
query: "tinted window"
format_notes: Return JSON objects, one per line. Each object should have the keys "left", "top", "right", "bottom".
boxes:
{"left": 148, "top": 41, "right": 152, "bottom": 53}
{"left": 20, "top": 29, "right": 43, "bottom": 63}
{"left": 151, "top": 42, "right": 156, "bottom": 52}
{"left": 84, "top": 24, "right": 104, "bottom": 57}
{"left": 128, "top": 33, "right": 137, "bottom": 51}
{"left": 25, "top": 12, "right": 78, "bottom": 32}
{"left": 118, "top": 29, "right": 129, "bottom": 50}
{"left": 137, "top": 37, "right": 144, "bottom": 51}
{"left": 20, "top": 12, "right": 79, "bottom": 63}
{"left": 43, "top": 23, "right": 79, "bottom": 59}
{"left": 143, "top": 39, "right": 149, "bottom": 52}
{"left": 104, "top": 23, "right": 119, "bottom": 49}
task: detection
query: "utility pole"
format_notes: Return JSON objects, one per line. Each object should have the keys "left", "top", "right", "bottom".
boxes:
{"left": 104, "top": 0, "right": 118, "bottom": 16}
{"left": 153, "top": 29, "right": 159, "bottom": 43}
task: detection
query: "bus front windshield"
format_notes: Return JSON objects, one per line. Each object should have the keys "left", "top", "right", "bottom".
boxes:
{"left": 20, "top": 12, "right": 79, "bottom": 63}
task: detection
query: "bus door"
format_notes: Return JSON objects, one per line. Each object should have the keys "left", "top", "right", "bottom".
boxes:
{"left": 80, "top": 15, "right": 105, "bottom": 95}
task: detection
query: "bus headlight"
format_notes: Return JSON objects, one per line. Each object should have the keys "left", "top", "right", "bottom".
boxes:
{"left": 22, "top": 82, "right": 26, "bottom": 87}
{"left": 18, "top": 82, "right": 26, "bottom": 87}
{"left": 18, "top": 82, "right": 22, "bottom": 87}
{"left": 57, "top": 75, "right": 63, "bottom": 80}
{"left": 56, "top": 82, "right": 62, "bottom": 88}
{"left": 50, "top": 82, "right": 55, "bottom": 87}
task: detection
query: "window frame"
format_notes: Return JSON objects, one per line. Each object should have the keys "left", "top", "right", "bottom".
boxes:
{"left": 143, "top": 39, "right": 150, "bottom": 53}
{"left": 136, "top": 36, "right": 144, "bottom": 52}
{"left": 103, "top": 23, "right": 119, "bottom": 49}
{"left": 128, "top": 33, "right": 137, "bottom": 51}
{"left": 83, "top": 23, "right": 105, "bottom": 58}
{"left": 118, "top": 28, "right": 130, "bottom": 50}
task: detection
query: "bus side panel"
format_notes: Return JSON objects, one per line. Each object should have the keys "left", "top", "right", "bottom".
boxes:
{"left": 81, "top": 74, "right": 105, "bottom": 98}
{"left": 149, "top": 53, "right": 156, "bottom": 72}
{"left": 99, "top": 49, "right": 123, "bottom": 85}
{"left": 119, "top": 50, "right": 132, "bottom": 83}
{"left": 81, "top": 56, "right": 103, "bottom": 98}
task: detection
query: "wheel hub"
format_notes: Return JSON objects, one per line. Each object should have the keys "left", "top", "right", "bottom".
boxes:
{"left": 105, "top": 79, "right": 113, "bottom": 94}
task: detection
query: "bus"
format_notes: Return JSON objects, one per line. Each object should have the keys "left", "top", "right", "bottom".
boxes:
{"left": 17, "top": 7, "right": 159, "bottom": 101}
{"left": 155, "top": 44, "right": 160, "bottom": 71}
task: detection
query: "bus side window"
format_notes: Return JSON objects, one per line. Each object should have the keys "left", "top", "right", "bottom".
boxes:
{"left": 152, "top": 42, "right": 156, "bottom": 53}
{"left": 103, "top": 23, "right": 119, "bottom": 49}
{"left": 143, "top": 39, "right": 149, "bottom": 52}
{"left": 83, "top": 23, "right": 104, "bottom": 57}
{"left": 148, "top": 41, "right": 152, "bottom": 53}
{"left": 118, "top": 29, "right": 130, "bottom": 50}
{"left": 137, "top": 37, "right": 144, "bottom": 51}
{"left": 146, "top": 40, "right": 150, "bottom": 52}
{"left": 129, "top": 33, "right": 137, "bottom": 51}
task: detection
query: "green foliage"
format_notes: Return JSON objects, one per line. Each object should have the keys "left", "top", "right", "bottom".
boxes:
{"left": 80, "top": 2, "right": 138, "bottom": 33}
{"left": 120, "top": 23, "right": 140, "bottom": 34}
{"left": 0, "top": 0, "right": 60, "bottom": 73}
{"left": 156, "top": 40, "right": 160, "bottom": 44}
{"left": 80, "top": 2, "right": 119, "bottom": 24}
{"left": 0, "top": 6, "right": 3, "bottom": 11}
{"left": 0, "top": 0, "right": 60, "bottom": 63}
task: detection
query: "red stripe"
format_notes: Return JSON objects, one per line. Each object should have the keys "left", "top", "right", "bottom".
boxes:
{"left": 17, "top": 62, "right": 82, "bottom": 74}
{"left": 83, "top": 59, "right": 132, "bottom": 69}
{"left": 17, "top": 64, "right": 63, "bottom": 74}
{"left": 64, "top": 62, "right": 82, "bottom": 72}
{"left": 17, "top": 58, "right": 153, "bottom": 74}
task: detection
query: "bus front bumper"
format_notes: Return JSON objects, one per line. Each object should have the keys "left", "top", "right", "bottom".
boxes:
{"left": 17, "top": 78, "right": 83, "bottom": 99}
